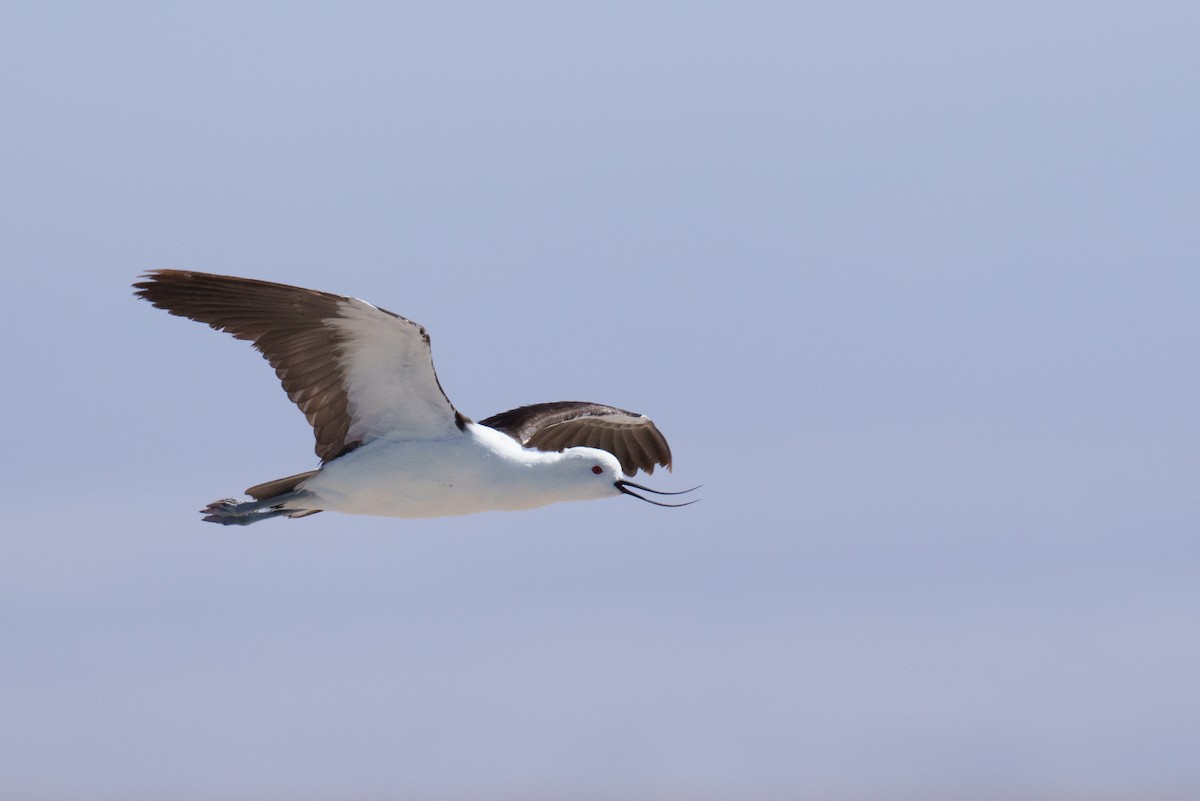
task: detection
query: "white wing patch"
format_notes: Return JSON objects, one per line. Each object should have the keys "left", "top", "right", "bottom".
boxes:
{"left": 326, "top": 299, "right": 460, "bottom": 442}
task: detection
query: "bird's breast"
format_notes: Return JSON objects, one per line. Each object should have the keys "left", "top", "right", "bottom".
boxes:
{"left": 296, "top": 428, "right": 566, "bottom": 518}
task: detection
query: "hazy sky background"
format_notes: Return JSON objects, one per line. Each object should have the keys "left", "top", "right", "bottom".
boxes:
{"left": 3, "top": 2, "right": 1198, "bottom": 799}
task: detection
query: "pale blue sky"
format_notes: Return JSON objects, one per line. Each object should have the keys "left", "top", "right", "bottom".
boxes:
{"left": 3, "top": 2, "right": 1199, "bottom": 799}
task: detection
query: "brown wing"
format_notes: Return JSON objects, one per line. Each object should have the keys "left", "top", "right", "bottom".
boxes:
{"left": 480, "top": 401, "right": 672, "bottom": 476}
{"left": 133, "top": 270, "right": 464, "bottom": 462}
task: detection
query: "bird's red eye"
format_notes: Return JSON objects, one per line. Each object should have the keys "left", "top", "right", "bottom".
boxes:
{"left": 592, "top": 465, "right": 603, "bottom": 475}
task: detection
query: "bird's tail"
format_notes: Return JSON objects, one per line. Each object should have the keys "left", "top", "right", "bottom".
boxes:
{"left": 245, "top": 470, "right": 320, "bottom": 501}
{"left": 202, "top": 470, "right": 322, "bottom": 525}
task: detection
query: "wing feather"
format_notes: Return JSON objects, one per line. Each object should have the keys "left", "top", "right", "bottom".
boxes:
{"left": 134, "top": 270, "right": 464, "bottom": 461}
{"left": 480, "top": 401, "right": 672, "bottom": 476}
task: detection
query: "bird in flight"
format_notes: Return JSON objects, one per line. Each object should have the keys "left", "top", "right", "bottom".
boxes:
{"left": 134, "top": 271, "right": 697, "bottom": 524}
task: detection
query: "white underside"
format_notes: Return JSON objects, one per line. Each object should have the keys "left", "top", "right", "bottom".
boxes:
{"left": 288, "top": 423, "right": 621, "bottom": 518}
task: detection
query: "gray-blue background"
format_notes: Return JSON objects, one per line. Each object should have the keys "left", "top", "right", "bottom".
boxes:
{"left": 3, "top": 3, "right": 1198, "bottom": 799}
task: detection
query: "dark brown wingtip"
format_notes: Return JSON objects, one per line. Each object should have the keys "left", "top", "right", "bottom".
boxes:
{"left": 133, "top": 270, "right": 220, "bottom": 312}
{"left": 133, "top": 269, "right": 189, "bottom": 290}
{"left": 132, "top": 269, "right": 166, "bottom": 300}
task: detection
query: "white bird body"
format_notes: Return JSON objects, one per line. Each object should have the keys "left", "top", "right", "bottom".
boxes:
{"left": 298, "top": 424, "right": 623, "bottom": 518}
{"left": 133, "top": 270, "right": 695, "bottom": 524}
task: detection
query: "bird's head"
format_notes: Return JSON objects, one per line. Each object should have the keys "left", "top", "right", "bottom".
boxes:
{"left": 557, "top": 447, "right": 700, "bottom": 507}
